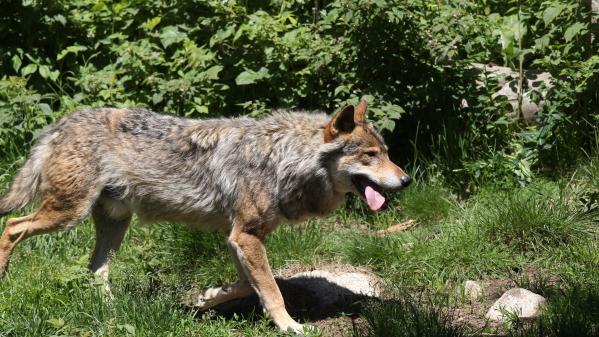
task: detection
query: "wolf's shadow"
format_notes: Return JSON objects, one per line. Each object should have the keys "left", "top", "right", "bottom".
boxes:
{"left": 194, "top": 275, "right": 376, "bottom": 322}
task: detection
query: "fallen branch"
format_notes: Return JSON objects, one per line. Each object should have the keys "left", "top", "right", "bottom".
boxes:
{"left": 374, "top": 220, "right": 417, "bottom": 237}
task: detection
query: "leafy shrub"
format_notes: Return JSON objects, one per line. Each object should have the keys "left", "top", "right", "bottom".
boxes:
{"left": 0, "top": 76, "right": 56, "bottom": 159}
{"left": 0, "top": 0, "right": 596, "bottom": 188}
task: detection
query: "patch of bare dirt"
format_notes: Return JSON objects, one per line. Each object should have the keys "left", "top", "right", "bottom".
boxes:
{"left": 313, "top": 315, "right": 360, "bottom": 337}
{"left": 452, "top": 265, "right": 560, "bottom": 335}
{"left": 450, "top": 277, "right": 516, "bottom": 333}
{"left": 274, "top": 262, "right": 378, "bottom": 279}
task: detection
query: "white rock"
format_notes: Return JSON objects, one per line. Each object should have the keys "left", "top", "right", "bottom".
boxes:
{"left": 286, "top": 270, "right": 380, "bottom": 305}
{"left": 485, "top": 288, "right": 546, "bottom": 321}
{"left": 468, "top": 63, "right": 554, "bottom": 120}
{"left": 463, "top": 280, "right": 483, "bottom": 301}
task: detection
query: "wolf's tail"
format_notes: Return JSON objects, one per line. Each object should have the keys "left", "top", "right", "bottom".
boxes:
{"left": 0, "top": 134, "right": 54, "bottom": 217}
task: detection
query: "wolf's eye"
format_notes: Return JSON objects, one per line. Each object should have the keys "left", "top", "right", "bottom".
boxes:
{"left": 365, "top": 151, "right": 378, "bottom": 157}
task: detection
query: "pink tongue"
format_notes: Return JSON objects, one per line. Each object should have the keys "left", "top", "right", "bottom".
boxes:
{"left": 365, "top": 185, "right": 385, "bottom": 211}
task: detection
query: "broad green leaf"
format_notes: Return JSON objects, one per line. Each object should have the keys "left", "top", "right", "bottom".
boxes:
{"left": 49, "top": 70, "right": 59, "bottom": 81}
{"left": 564, "top": 22, "right": 585, "bottom": 42}
{"left": 233, "top": 25, "right": 246, "bottom": 42}
{"left": 91, "top": 2, "right": 107, "bottom": 12}
{"left": 334, "top": 84, "right": 351, "bottom": 96}
{"left": 152, "top": 93, "right": 163, "bottom": 104}
{"left": 11, "top": 55, "right": 21, "bottom": 72}
{"left": 204, "top": 65, "right": 223, "bottom": 80}
{"left": 194, "top": 105, "right": 209, "bottom": 114}
{"left": 286, "top": 15, "right": 297, "bottom": 25}
{"left": 38, "top": 103, "right": 52, "bottom": 115}
{"left": 113, "top": 3, "right": 124, "bottom": 14}
{"left": 57, "top": 45, "right": 88, "bottom": 60}
{"left": 159, "top": 26, "right": 186, "bottom": 48}
{"left": 506, "top": 15, "right": 526, "bottom": 42}
{"left": 54, "top": 14, "right": 66, "bottom": 26}
{"left": 38, "top": 65, "right": 51, "bottom": 79}
{"left": 380, "top": 118, "right": 395, "bottom": 132}
{"left": 235, "top": 67, "right": 270, "bottom": 85}
{"left": 210, "top": 26, "right": 235, "bottom": 47}
{"left": 145, "top": 16, "right": 161, "bottom": 31}
{"left": 542, "top": 4, "right": 564, "bottom": 26}
{"left": 21, "top": 63, "right": 37, "bottom": 76}
{"left": 386, "top": 105, "right": 405, "bottom": 119}
{"left": 534, "top": 35, "right": 550, "bottom": 50}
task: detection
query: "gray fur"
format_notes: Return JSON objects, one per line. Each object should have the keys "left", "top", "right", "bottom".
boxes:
{"left": 1, "top": 107, "right": 349, "bottom": 227}
{"left": 0, "top": 104, "right": 411, "bottom": 332}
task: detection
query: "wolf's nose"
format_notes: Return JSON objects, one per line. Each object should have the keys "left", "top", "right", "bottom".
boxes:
{"left": 400, "top": 176, "right": 412, "bottom": 188}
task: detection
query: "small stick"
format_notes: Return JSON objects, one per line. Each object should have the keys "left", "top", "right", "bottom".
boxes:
{"left": 374, "top": 220, "right": 417, "bottom": 237}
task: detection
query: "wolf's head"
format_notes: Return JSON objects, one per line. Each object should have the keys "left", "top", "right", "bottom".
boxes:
{"left": 324, "top": 100, "right": 411, "bottom": 211}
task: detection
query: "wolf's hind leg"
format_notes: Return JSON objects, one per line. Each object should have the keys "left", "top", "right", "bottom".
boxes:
{"left": 0, "top": 195, "right": 95, "bottom": 279}
{"left": 192, "top": 240, "right": 254, "bottom": 310}
{"left": 89, "top": 197, "right": 131, "bottom": 294}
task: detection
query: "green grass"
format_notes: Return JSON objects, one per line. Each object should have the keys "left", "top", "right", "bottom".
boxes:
{"left": 507, "top": 283, "right": 599, "bottom": 337}
{"left": 354, "top": 294, "right": 466, "bottom": 337}
{"left": 470, "top": 185, "right": 594, "bottom": 252}
{"left": 0, "top": 161, "right": 597, "bottom": 336}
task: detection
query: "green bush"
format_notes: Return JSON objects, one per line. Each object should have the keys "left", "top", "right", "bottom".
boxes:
{"left": 0, "top": 0, "right": 597, "bottom": 188}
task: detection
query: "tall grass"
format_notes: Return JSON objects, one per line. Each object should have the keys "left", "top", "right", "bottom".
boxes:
{"left": 354, "top": 294, "right": 466, "bottom": 337}
{"left": 509, "top": 285, "right": 599, "bottom": 337}
{"left": 469, "top": 186, "right": 594, "bottom": 252}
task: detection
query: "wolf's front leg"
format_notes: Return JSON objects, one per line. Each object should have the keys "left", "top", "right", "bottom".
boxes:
{"left": 229, "top": 228, "right": 304, "bottom": 333}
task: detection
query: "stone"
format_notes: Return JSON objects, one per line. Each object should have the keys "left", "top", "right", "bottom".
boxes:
{"left": 467, "top": 63, "right": 554, "bottom": 121}
{"left": 285, "top": 270, "right": 381, "bottom": 305}
{"left": 485, "top": 288, "right": 546, "bottom": 321}
{"left": 463, "top": 280, "right": 483, "bottom": 301}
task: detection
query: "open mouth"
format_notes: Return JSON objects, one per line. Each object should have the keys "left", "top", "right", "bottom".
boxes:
{"left": 351, "top": 175, "right": 387, "bottom": 212}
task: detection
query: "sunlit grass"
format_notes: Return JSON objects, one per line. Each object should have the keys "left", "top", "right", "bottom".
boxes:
{"left": 0, "top": 162, "right": 597, "bottom": 336}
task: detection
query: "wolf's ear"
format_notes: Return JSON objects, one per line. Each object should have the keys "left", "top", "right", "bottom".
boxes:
{"left": 324, "top": 104, "right": 355, "bottom": 142}
{"left": 354, "top": 99, "right": 367, "bottom": 123}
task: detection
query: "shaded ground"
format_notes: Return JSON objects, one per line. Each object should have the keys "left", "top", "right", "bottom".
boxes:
{"left": 185, "top": 264, "right": 379, "bottom": 336}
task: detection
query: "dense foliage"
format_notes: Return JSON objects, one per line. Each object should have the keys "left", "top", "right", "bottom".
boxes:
{"left": 0, "top": 0, "right": 597, "bottom": 188}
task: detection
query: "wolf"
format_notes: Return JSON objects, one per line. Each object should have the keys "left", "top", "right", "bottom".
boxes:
{"left": 0, "top": 99, "right": 411, "bottom": 333}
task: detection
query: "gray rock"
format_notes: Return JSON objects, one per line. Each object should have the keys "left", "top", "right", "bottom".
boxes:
{"left": 286, "top": 270, "right": 381, "bottom": 305}
{"left": 485, "top": 288, "right": 546, "bottom": 321}
{"left": 467, "top": 63, "right": 554, "bottom": 120}
{"left": 463, "top": 280, "right": 483, "bottom": 301}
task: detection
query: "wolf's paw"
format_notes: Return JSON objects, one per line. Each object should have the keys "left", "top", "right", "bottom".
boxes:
{"left": 191, "top": 288, "right": 221, "bottom": 310}
{"left": 279, "top": 321, "right": 316, "bottom": 335}
{"left": 192, "top": 295, "right": 212, "bottom": 310}
{"left": 283, "top": 322, "right": 304, "bottom": 334}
